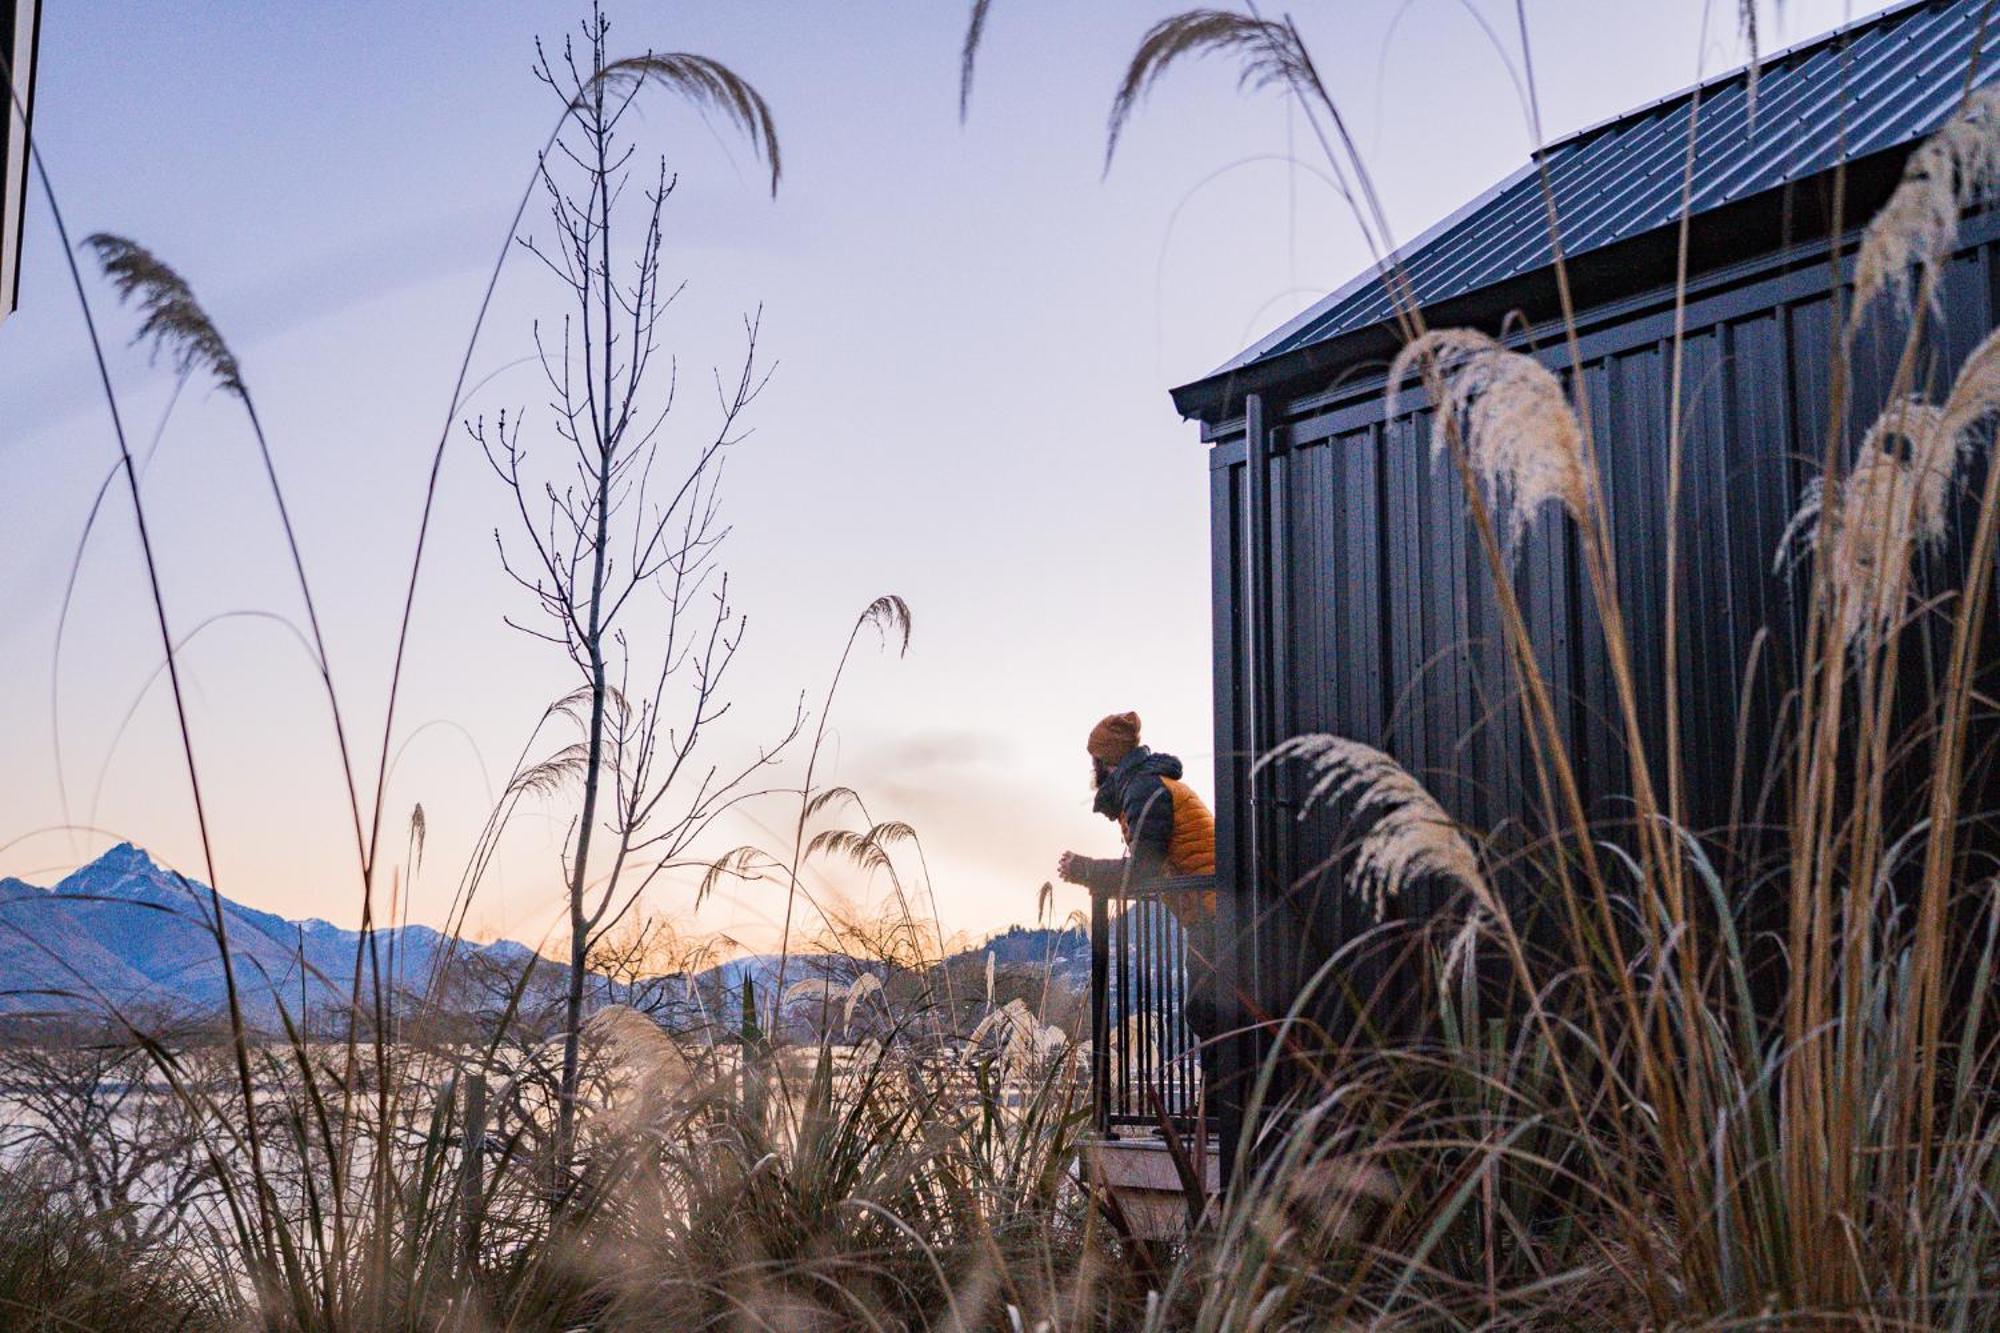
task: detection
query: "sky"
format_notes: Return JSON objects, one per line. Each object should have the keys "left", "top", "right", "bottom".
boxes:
{"left": 0, "top": 0, "right": 1892, "bottom": 958}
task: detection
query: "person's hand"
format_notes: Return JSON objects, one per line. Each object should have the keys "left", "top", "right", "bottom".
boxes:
{"left": 1056, "top": 851, "right": 1082, "bottom": 885}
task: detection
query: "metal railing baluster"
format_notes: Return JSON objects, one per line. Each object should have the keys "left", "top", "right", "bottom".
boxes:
{"left": 1087, "top": 874, "right": 1214, "bottom": 1133}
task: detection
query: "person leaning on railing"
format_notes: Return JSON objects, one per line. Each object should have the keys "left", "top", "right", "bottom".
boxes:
{"left": 1056, "top": 711, "right": 1219, "bottom": 1101}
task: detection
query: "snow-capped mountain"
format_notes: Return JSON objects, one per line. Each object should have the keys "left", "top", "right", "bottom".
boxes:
{"left": 0, "top": 843, "right": 542, "bottom": 1024}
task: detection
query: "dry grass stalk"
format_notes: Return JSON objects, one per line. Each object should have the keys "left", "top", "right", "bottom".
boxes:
{"left": 1107, "top": 11, "right": 1311, "bottom": 170}
{"left": 1853, "top": 86, "right": 2000, "bottom": 321}
{"left": 1387, "top": 328, "right": 1589, "bottom": 551}
{"left": 1261, "top": 734, "right": 1492, "bottom": 922}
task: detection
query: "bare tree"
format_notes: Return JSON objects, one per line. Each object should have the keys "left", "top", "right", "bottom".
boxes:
{"left": 473, "top": 4, "right": 792, "bottom": 1182}
{"left": 586, "top": 909, "right": 718, "bottom": 1029}
{"left": 0, "top": 1027, "right": 221, "bottom": 1250}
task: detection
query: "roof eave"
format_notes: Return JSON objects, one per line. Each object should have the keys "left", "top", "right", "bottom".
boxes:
{"left": 1203, "top": 160, "right": 1540, "bottom": 379}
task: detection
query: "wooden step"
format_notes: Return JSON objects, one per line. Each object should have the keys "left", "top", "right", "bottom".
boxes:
{"left": 1085, "top": 1134, "right": 1221, "bottom": 1239}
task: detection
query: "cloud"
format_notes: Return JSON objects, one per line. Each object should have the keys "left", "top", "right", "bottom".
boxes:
{"left": 828, "top": 725, "right": 1105, "bottom": 934}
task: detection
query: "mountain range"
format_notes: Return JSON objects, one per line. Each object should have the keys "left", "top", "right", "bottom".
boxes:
{"left": 0, "top": 846, "right": 1092, "bottom": 1030}
{"left": 0, "top": 843, "right": 537, "bottom": 1025}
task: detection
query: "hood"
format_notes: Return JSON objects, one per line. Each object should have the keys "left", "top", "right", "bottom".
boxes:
{"left": 1093, "top": 746, "right": 1184, "bottom": 816}
{"left": 1120, "top": 748, "right": 1183, "bottom": 783}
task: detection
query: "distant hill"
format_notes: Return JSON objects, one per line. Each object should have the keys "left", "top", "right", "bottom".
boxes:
{"left": 968, "top": 924, "right": 1089, "bottom": 984}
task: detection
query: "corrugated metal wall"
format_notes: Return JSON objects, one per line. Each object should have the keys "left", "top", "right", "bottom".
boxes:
{"left": 1208, "top": 216, "right": 2000, "bottom": 1170}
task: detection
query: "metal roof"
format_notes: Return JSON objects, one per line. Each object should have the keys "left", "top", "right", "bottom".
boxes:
{"left": 1230, "top": 0, "right": 2000, "bottom": 372}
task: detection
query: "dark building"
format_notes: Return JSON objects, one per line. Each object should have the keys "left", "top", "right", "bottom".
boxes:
{"left": 1, "top": 0, "right": 40, "bottom": 325}
{"left": 1167, "top": 0, "right": 2000, "bottom": 1176}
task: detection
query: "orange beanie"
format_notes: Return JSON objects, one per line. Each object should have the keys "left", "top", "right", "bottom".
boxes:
{"left": 1087, "top": 711, "right": 1142, "bottom": 764}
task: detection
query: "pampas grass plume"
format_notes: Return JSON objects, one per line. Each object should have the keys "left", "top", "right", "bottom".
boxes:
{"left": 1260, "top": 735, "right": 1491, "bottom": 922}
{"left": 781, "top": 972, "right": 882, "bottom": 1029}
{"left": 579, "top": 53, "right": 781, "bottom": 195}
{"left": 1106, "top": 11, "right": 1310, "bottom": 171}
{"left": 84, "top": 235, "right": 244, "bottom": 398}
{"left": 1387, "top": 328, "right": 1588, "bottom": 550}
{"left": 1781, "top": 328, "right": 2000, "bottom": 648}
{"left": 1853, "top": 86, "right": 2000, "bottom": 320}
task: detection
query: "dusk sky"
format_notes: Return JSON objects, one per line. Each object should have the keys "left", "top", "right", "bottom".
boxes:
{"left": 0, "top": 0, "right": 1885, "bottom": 957}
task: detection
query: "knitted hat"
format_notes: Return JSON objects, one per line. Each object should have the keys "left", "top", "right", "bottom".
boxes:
{"left": 1086, "top": 711, "right": 1142, "bottom": 764}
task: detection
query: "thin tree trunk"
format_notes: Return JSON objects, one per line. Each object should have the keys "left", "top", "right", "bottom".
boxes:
{"left": 554, "top": 54, "right": 619, "bottom": 1189}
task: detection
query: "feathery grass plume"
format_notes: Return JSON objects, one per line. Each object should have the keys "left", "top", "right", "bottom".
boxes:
{"left": 1260, "top": 735, "right": 1490, "bottom": 921}
{"left": 1387, "top": 328, "right": 1589, "bottom": 550}
{"left": 584, "top": 1002, "right": 687, "bottom": 1090}
{"left": 407, "top": 803, "right": 425, "bottom": 871}
{"left": 1853, "top": 86, "right": 2000, "bottom": 321}
{"left": 1784, "top": 408, "right": 1945, "bottom": 650}
{"left": 860, "top": 592, "right": 914, "bottom": 655}
{"left": 1937, "top": 322, "right": 2000, "bottom": 444}
{"left": 551, "top": 679, "right": 630, "bottom": 727}
{"left": 84, "top": 235, "right": 244, "bottom": 398}
{"left": 1779, "top": 329, "right": 2000, "bottom": 647}
{"left": 806, "top": 827, "right": 892, "bottom": 875}
{"left": 807, "top": 820, "right": 919, "bottom": 877}
{"left": 696, "top": 844, "right": 767, "bottom": 906}
{"left": 781, "top": 973, "right": 883, "bottom": 1031}
{"left": 782, "top": 977, "right": 840, "bottom": 1007}
{"left": 580, "top": 53, "right": 781, "bottom": 195}
{"left": 965, "top": 996, "right": 1065, "bottom": 1077}
{"left": 508, "top": 740, "right": 596, "bottom": 798}
{"left": 1107, "top": 11, "right": 1310, "bottom": 171}
{"left": 511, "top": 1003, "right": 688, "bottom": 1141}
{"left": 803, "top": 784, "right": 864, "bottom": 818}
{"left": 841, "top": 969, "right": 882, "bottom": 1027}
{"left": 965, "top": 996, "right": 1026, "bottom": 1051}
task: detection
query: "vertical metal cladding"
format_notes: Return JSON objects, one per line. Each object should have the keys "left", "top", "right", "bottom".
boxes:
{"left": 1181, "top": 0, "right": 2000, "bottom": 1187}
{"left": 1202, "top": 220, "right": 2000, "bottom": 1177}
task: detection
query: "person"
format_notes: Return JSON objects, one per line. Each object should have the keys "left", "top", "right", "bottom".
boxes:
{"left": 1056, "top": 711, "right": 1215, "bottom": 906}
{"left": 1056, "top": 710, "right": 1220, "bottom": 1106}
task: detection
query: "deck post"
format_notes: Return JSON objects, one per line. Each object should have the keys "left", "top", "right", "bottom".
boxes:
{"left": 1089, "top": 884, "right": 1109, "bottom": 1132}
{"left": 1218, "top": 391, "right": 1271, "bottom": 1187}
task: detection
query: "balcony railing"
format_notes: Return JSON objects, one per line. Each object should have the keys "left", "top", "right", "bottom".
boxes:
{"left": 1089, "top": 873, "right": 1213, "bottom": 1133}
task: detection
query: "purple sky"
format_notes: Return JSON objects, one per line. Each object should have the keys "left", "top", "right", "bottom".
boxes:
{"left": 0, "top": 1, "right": 1885, "bottom": 955}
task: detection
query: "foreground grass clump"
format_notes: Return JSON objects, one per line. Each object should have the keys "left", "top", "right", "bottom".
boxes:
{"left": 0, "top": 1167, "right": 222, "bottom": 1330}
{"left": 0, "top": 986, "right": 1130, "bottom": 1331}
